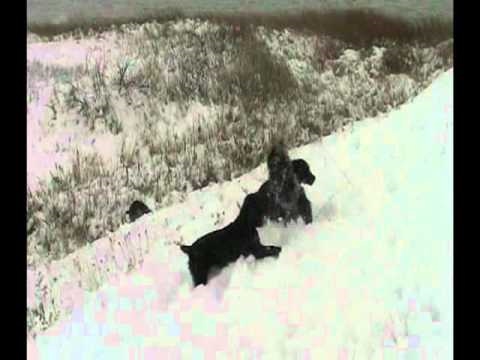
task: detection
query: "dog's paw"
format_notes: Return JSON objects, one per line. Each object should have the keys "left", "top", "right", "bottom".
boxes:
{"left": 269, "top": 246, "right": 282, "bottom": 257}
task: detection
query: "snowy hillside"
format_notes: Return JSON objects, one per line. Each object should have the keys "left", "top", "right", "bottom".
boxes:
{"left": 27, "top": 16, "right": 453, "bottom": 268}
{"left": 27, "top": 68, "right": 453, "bottom": 359}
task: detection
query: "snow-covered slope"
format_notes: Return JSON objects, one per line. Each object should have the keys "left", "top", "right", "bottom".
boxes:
{"left": 28, "top": 68, "right": 453, "bottom": 359}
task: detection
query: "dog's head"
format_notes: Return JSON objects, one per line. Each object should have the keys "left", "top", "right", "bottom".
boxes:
{"left": 126, "top": 200, "right": 152, "bottom": 222}
{"left": 237, "top": 193, "right": 265, "bottom": 229}
{"left": 292, "top": 159, "right": 316, "bottom": 185}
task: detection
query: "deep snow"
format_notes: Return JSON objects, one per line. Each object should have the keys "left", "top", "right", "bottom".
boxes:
{"left": 28, "top": 68, "right": 453, "bottom": 359}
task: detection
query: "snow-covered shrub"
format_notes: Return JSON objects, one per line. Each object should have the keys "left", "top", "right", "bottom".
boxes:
{"left": 313, "top": 35, "right": 347, "bottom": 73}
{"left": 228, "top": 31, "right": 298, "bottom": 113}
{"left": 382, "top": 43, "right": 421, "bottom": 75}
{"left": 381, "top": 40, "right": 453, "bottom": 84}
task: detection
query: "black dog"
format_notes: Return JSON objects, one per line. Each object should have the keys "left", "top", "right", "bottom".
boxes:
{"left": 292, "top": 159, "right": 316, "bottom": 186}
{"left": 126, "top": 200, "right": 152, "bottom": 223}
{"left": 180, "top": 192, "right": 282, "bottom": 287}
{"left": 257, "top": 143, "right": 315, "bottom": 225}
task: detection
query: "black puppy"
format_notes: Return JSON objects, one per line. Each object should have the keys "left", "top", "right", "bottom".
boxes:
{"left": 180, "top": 192, "right": 282, "bottom": 287}
{"left": 126, "top": 200, "right": 152, "bottom": 223}
{"left": 292, "top": 159, "right": 316, "bottom": 186}
{"left": 257, "top": 143, "right": 315, "bottom": 225}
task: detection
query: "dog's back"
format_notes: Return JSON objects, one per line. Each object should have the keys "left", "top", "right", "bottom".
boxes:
{"left": 180, "top": 202, "right": 256, "bottom": 286}
{"left": 180, "top": 193, "right": 279, "bottom": 286}
{"left": 182, "top": 223, "right": 251, "bottom": 262}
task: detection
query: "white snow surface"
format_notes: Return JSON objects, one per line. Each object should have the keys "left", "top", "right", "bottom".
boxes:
{"left": 28, "top": 69, "right": 453, "bottom": 359}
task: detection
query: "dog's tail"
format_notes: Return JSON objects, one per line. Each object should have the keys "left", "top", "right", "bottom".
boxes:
{"left": 179, "top": 245, "right": 192, "bottom": 255}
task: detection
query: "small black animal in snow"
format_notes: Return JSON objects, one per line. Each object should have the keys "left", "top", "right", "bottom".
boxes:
{"left": 257, "top": 142, "right": 315, "bottom": 225}
{"left": 180, "top": 192, "right": 282, "bottom": 287}
{"left": 126, "top": 200, "right": 152, "bottom": 223}
{"left": 291, "top": 159, "right": 316, "bottom": 186}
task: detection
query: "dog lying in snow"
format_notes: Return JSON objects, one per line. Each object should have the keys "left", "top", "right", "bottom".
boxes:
{"left": 257, "top": 142, "right": 315, "bottom": 226}
{"left": 180, "top": 192, "right": 282, "bottom": 287}
{"left": 126, "top": 200, "right": 152, "bottom": 223}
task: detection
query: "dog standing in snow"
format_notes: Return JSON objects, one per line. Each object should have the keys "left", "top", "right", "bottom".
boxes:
{"left": 257, "top": 142, "right": 315, "bottom": 226}
{"left": 180, "top": 192, "right": 282, "bottom": 287}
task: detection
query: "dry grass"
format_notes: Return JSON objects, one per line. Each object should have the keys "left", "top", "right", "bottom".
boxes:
{"left": 27, "top": 16, "right": 453, "bottom": 269}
